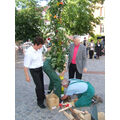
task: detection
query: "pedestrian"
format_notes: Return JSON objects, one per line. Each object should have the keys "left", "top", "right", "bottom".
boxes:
{"left": 83, "top": 37, "right": 87, "bottom": 46}
{"left": 83, "top": 37, "right": 89, "bottom": 56}
{"left": 89, "top": 40, "right": 95, "bottom": 59}
{"left": 61, "top": 79, "right": 95, "bottom": 107}
{"left": 100, "top": 37, "right": 105, "bottom": 55}
{"left": 95, "top": 40, "right": 102, "bottom": 59}
{"left": 24, "top": 36, "right": 47, "bottom": 109}
{"left": 68, "top": 35, "right": 87, "bottom": 79}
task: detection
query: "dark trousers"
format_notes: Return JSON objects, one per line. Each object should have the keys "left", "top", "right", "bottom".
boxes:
{"left": 89, "top": 50, "right": 94, "bottom": 59}
{"left": 30, "top": 67, "right": 45, "bottom": 105}
{"left": 69, "top": 63, "right": 82, "bottom": 79}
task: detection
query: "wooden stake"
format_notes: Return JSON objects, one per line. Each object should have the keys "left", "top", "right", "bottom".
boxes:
{"left": 59, "top": 106, "right": 72, "bottom": 112}
{"left": 73, "top": 109, "right": 85, "bottom": 119}
{"left": 69, "top": 108, "right": 81, "bottom": 120}
{"left": 84, "top": 113, "right": 91, "bottom": 120}
{"left": 63, "top": 111, "right": 74, "bottom": 120}
{"left": 98, "top": 112, "right": 105, "bottom": 120}
{"left": 73, "top": 109, "right": 85, "bottom": 114}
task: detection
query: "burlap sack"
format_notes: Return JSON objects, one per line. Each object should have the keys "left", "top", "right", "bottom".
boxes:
{"left": 46, "top": 92, "right": 59, "bottom": 110}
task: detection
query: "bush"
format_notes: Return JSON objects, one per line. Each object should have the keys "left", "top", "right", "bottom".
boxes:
{"left": 88, "top": 34, "right": 102, "bottom": 44}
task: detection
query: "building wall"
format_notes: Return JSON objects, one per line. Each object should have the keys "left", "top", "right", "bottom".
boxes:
{"left": 94, "top": 3, "right": 105, "bottom": 35}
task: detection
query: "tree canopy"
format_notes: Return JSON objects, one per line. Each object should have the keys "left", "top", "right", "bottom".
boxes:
{"left": 60, "top": 0, "right": 104, "bottom": 36}
{"left": 15, "top": 0, "right": 44, "bottom": 42}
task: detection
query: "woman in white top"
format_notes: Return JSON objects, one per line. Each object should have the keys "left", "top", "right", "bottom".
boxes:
{"left": 24, "top": 36, "right": 48, "bottom": 109}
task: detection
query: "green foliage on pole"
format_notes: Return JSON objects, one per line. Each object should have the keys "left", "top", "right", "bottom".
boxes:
{"left": 44, "top": 0, "right": 70, "bottom": 73}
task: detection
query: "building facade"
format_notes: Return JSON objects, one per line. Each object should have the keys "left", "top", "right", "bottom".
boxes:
{"left": 94, "top": 3, "right": 105, "bottom": 36}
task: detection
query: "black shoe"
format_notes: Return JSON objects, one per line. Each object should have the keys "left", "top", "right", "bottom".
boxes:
{"left": 92, "top": 95, "right": 103, "bottom": 104}
{"left": 38, "top": 103, "right": 46, "bottom": 109}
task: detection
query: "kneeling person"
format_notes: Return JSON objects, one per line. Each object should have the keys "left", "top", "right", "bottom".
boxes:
{"left": 61, "top": 79, "right": 95, "bottom": 107}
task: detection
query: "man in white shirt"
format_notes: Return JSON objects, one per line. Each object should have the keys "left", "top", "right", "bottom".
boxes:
{"left": 24, "top": 36, "right": 47, "bottom": 109}
{"left": 61, "top": 79, "right": 95, "bottom": 107}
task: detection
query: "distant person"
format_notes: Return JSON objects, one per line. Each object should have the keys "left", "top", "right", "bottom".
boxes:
{"left": 68, "top": 35, "right": 87, "bottom": 79}
{"left": 83, "top": 37, "right": 87, "bottom": 46}
{"left": 24, "top": 37, "right": 47, "bottom": 109}
{"left": 89, "top": 40, "right": 95, "bottom": 59}
{"left": 83, "top": 37, "right": 88, "bottom": 55}
{"left": 101, "top": 38, "right": 105, "bottom": 49}
{"left": 95, "top": 40, "right": 102, "bottom": 59}
{"left": 100, "top": 37, "right": 105, "bottom": 55}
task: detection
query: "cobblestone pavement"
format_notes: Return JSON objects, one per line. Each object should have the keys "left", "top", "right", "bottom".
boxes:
{"left": 15, "top": 51, "right": 105, "bottom": 120}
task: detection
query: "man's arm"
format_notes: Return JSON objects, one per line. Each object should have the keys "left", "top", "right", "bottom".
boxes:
{"left": 61, "top": 84, "right": 74, "bottom": 100}
{"left": 24, "top": 67, "right": 30, "bottom": 82}
{"left": 82, "top": 46, "right": 87, "bottom": 73}
{"left": 47, "top": 47, "right": 51, "bottom": 51}
{"left": 68, "top": 44, "right": 72, "bottom": 68}
{"left": 43, "top": 45, "right": 51, "bottom": 53}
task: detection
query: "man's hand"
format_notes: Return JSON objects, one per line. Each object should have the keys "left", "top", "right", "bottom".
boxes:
{"left": 61, "top": 95, "right": 68, "bottom": 100}
{"left": 24, "top": 67, "right": 30, "bottom": 82}
{"left": 26, "top": 76, "right": 30, "bottom": 82}
{"left": 83, "top": 68, "right": 87, "bottom": 73}
{"left": 70, "top": 101, "right": 75, "bottom": 107}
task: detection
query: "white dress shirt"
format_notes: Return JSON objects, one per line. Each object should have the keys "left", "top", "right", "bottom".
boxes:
{"left": 24, "top": 45, "right": 47, "bottom": 69}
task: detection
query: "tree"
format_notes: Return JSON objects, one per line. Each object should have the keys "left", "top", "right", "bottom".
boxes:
{"left": 61, "top": 0, "right": 105, "bottom": 36}
{"left": 15, "top": 0, "right": 44, "bottom": 42}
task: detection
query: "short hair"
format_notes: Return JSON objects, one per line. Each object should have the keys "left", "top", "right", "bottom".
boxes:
{"left": 62, "top": 79, "right": 69, "bottom": 86}
{"left": 33, "top": 36, "right": 44, "bottom": 45}
{"left": 73, "top": 35, "right": 81, "bottom": 40}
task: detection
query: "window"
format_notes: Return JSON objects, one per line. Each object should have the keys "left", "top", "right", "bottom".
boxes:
{"left": 100, "top": 24, "right": 104, "bottom": 33}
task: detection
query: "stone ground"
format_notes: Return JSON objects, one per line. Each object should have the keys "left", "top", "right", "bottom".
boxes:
{"left": 15, "top": 50, "right": 105, "bottom": 120}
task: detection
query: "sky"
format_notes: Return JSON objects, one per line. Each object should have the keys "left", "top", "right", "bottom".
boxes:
{"left": 16, "top": 0, "right": 50, "bottom": 10}
{"left": 37, "top": 0, "right": 51, "bottom": 6}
